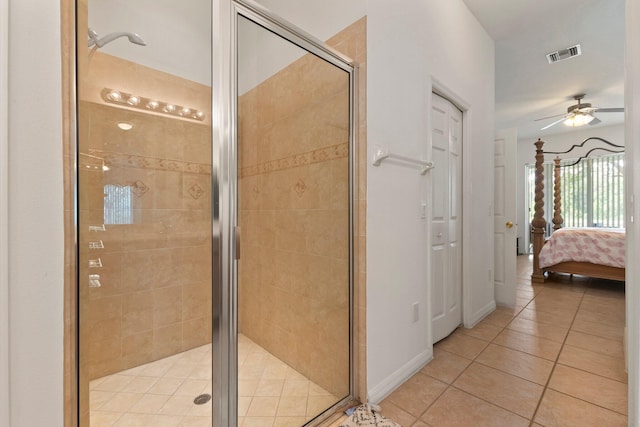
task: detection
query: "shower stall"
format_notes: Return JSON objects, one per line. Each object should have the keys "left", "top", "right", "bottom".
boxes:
{"left": 75, "top": 0, "right": 359, "bottom": 426}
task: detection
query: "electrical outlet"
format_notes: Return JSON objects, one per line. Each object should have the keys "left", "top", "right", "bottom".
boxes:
{"left": 412, "top": 302, "right": 419, "bottom": 322}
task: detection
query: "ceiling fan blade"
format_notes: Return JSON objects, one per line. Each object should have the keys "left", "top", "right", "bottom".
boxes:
{"left": 588, "top": 116, "right": 602, "bottom": 126}
{"left": 594, "top": 107, "right": 624, "bottom": 113}
{"left": 540, "top": 115, "right": 570, "bottom": 131}
{"left": 534, "top": 112, "right": 568, "bottom": 121}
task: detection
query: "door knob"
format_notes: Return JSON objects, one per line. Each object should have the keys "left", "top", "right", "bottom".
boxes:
{"left": 506, "top": 221, "right": 514, "bottom": 229}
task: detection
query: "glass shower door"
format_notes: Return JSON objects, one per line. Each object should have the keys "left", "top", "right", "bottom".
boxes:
{"left": 77, "top": 1, "right": 214, "bottom": 425}
{"left": 235, "top": 10, "right": 353, "bottom": 425}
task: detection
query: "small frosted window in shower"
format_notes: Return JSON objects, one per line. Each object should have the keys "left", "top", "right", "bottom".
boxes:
{"left": 104, "top": 184, "right": 133, "bottom": 224}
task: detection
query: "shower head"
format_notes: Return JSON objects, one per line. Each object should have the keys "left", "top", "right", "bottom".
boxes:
{"left": 88, "top": 29, "right": 146, "bottom": 48}
{"left": 88, "top": 28, "right": 100, "bottom": 45}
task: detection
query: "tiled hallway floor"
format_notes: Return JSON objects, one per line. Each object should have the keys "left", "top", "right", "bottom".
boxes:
{"left": 379, "top": 255, "right": 627, "bottom": 426}
{"left": 90, "top": 334, "right": 336, "bottom": 427}
{"left": 89, "top": 256, "right": 627, "bottom": 427}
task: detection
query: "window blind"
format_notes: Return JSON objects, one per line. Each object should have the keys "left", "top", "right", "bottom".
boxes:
{"left": 526, "top": 152, "right": 624, "bottom": 231}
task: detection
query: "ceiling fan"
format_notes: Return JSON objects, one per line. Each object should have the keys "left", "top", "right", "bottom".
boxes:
{"left": 535, "top": 94, "right": 624, "bottom": 131}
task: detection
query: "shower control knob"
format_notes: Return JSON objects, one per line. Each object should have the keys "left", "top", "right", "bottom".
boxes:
{"left": 88, "top": 274, "right": 102, "bottom": 288}
{"left": 88, "top": 240, "right": 104, "bottom": 249}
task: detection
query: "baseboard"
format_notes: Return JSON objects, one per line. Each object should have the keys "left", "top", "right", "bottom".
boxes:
{"left": 465, "top": 299, "right": 496, "bottom": 329}
{"left": 367, "top": 348, "right": 433, "bottom": 404}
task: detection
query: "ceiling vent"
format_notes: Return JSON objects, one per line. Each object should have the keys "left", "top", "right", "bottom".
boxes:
{"left": 546, "top": 44, "right": 582, "bottom": 64}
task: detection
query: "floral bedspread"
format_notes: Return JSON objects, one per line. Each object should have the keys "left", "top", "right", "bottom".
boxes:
{"left": 539, "top": 227, "right": 625, "bottom": 269}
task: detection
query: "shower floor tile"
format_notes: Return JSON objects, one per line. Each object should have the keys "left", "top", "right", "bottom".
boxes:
{"left": 89, "top": 334, "right": 337, "bottom": 426}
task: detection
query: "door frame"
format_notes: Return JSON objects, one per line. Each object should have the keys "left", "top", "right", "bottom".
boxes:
{"left": 213, "top": 1, "right": 359, "bottom": 425}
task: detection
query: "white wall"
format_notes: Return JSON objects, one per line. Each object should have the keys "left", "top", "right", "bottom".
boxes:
{"left": 516, "top": 124, "right": 625, "bottom": 253}
{"left": 1, "top": 0, "right": 9, "bottom": 423}
{"left": 255, "top": 0, "right": 365, "bottom": 41}
{"left": 366, "top": 0, "right": 495, "bottom": 402}
{"left": 7, "top": 1, "right": 64, "bottom": 426}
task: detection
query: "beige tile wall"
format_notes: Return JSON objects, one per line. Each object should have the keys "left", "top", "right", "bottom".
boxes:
{"left": 237, "top": 18, "right": 366, "bottom": 399}
{"left": 77, "top": 51, "right": 213, "bottom": 414}
{"left": 78, "top": 100, "right": 213, "bottom": 382}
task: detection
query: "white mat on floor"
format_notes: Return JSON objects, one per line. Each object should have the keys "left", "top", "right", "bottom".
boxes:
{"left": 340, "top": 404, "right": 402, "bottom": 427}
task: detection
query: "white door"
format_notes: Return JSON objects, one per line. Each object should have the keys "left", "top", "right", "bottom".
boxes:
{"left": 430, "top": 93, "right": 463, "bottom": 343}
{"left": 494, "top": 128, "right": 517, "bottom": 306}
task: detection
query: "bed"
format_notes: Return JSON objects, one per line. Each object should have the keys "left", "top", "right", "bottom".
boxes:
{"left": 530, "top": 137, "right": 626, "bottom": 283}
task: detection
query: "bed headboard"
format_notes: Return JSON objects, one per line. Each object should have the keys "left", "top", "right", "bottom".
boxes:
{"left": 530, "top": 137, "right": 624, "bottom": 282}
{"left": 543, "top": 136, "right": 624, "bottom": 166}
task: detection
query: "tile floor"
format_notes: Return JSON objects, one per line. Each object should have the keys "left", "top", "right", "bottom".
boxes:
{"left": 90, "top": 256, "right": 628, "bottom": 426}
{"left": 379, "top": 255, "right": 627, "bottom": 427}
{"left": 90, "top": 334, "right": 337, "bottom": 427}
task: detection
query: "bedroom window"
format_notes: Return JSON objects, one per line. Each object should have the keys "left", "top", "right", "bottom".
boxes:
{"left": 526, "top": 152, "right": 624, "bottom": 230}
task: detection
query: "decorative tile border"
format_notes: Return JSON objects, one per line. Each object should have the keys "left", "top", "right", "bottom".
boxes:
{"left": 87, "top": 141, "right": 347, "bottom": 179}
{"left": 240, "top": 142, "right": 348, "bottom": 178}
{"left": 87, "top": 149, "right": 212, "bottom": 175}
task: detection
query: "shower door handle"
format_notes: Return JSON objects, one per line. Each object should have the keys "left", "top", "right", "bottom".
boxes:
{"left": 234, "top": 226, "right": 241, "bottom": 260}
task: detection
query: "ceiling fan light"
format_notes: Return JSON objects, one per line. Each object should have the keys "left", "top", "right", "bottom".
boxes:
{"left": 564, "top": 112, "right": 594, "bottom": 127}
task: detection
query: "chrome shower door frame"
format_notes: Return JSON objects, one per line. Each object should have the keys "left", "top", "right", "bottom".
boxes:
{"left": 212, "top": 1, "right": 358, "bottom": 425}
